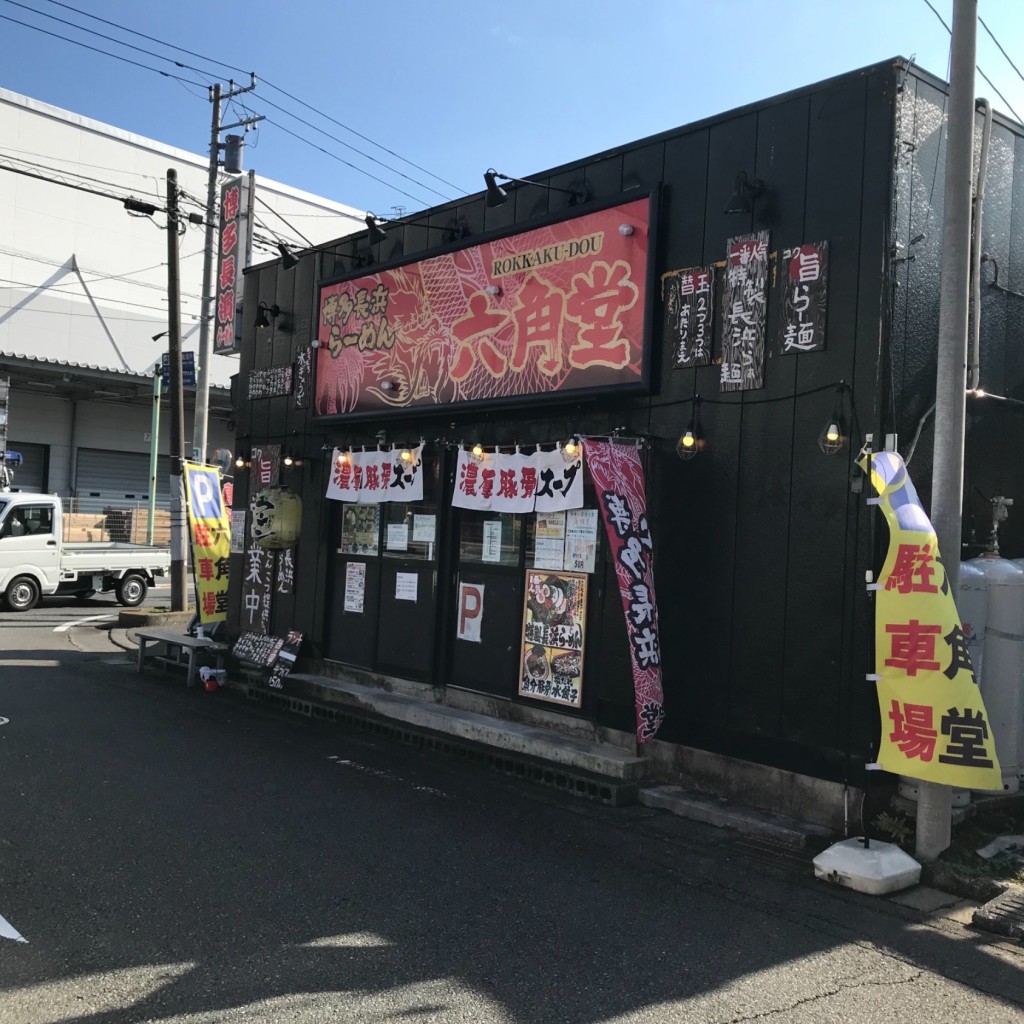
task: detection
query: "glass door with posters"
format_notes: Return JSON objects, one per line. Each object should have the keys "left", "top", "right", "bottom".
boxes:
{"left": 323, "top": 456, "right": 443, "bottom": 681}
{"left": 449, "top": 510, "right": 525, "bottom": 698}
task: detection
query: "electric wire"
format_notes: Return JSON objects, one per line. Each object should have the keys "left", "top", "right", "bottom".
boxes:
{"left": 918, "top": 0, "right": 1023, "bottom": 122}
{"left": 263, "top": 117, "right": 432, "bottom": 207}
{"left": 0, "top": 11, "right": 210, "bottom": 90}
{"left": 36, "top": 0, "right": 461, "bottom": 193}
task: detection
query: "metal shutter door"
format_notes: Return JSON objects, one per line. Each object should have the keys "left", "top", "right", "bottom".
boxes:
{"left": 75, "top": 448, "right": 170, "bottom": 505}
{"left": 5, "top": 440, "right": 47, "bottom": 493}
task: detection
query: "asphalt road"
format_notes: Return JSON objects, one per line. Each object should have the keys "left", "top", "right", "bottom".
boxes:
{"left": 2, "top": 599, "right": 1024, "bottom": 1022}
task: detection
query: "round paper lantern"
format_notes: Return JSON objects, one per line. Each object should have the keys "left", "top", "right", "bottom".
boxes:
{"left": 251, "top": 486, "right": 302, "bottom": 550}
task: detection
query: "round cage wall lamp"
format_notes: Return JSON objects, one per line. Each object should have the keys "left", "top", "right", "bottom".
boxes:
{"left": 676, "top": 397, "right": 704, "bottom": 461}
{"left": 817, "top": 385, "right": 850, "bottom": 455}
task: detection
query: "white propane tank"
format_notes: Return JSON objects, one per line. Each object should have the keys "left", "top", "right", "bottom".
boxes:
{"left": 974, "top": 555, "right": 1024, "bottom": 793}
{"left": 958, "top": 560, "right": 989, "bottom": 683}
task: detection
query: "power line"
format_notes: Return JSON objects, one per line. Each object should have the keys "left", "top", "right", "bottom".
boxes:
{"left": 918, "top": 0, "right": 1023, "bottom": 121}
{"left": 0, "top": 11, "right": 210, "bottom": 90}
{"left": 0, "top": 152, "right": 166, "bottom": 202}
{"left": 264, "top": 117, "right": 432, "bottom": 207}
{"left": 30, "top": 0, "right": 463, "bottom": 195}
{"left": 5, "top": 0, "right": 222, "bottom": 82}
{"left": 979, "top": 15, "right": 1024, "bottom": 88}
{"left": 0, "top": 159, "right": 146, "bottom": 205}
{"left": 0, "top": 275, "right": 201, "bottom": 311}
{"left": 0, "top": 303, "right": 199, "bottom": 324}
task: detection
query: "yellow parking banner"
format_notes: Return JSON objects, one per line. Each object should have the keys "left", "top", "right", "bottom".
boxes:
{"left": 184, "top": 462, "right": 231, "bottom": 623}
{"left": 866, "top": 451, "right": 1002, "bottom": 790}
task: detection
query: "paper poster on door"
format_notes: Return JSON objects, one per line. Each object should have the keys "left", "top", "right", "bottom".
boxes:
{"left": 344, "top": 561, "right": 366, "bottom": 613}
{"left": 457, "top": 581, "right": 484, "bottom": 643}
{"left": 395, "top": 571, "right": 418, "bottom": 601}
{"left": 519, "top": 569, "right": 587, "bottom": 709}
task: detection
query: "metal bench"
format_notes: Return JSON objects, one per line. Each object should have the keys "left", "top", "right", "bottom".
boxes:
{"left": 135, "top": 629, "right": 227, "bottom": 688}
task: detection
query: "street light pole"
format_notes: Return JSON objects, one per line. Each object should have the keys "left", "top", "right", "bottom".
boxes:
{"left": 917, "top": 0, "right": 977, "bottom": 862}
{"left": 147, "top": 366, "right": 162, "bottom": 546}
{"left": 167, "top": 168, "right": 188, "bottom": 612}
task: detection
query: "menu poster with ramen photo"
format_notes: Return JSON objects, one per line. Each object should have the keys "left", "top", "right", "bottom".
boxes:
{"left": 518, "top": 570, "right": 588, "bottom": 709}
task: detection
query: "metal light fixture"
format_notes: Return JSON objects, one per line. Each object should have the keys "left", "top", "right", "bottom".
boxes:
{"left": 562, "top": 437, "right": 579, "bottom": 458}
{"left": 483, "top": 168, "right": 589, "bottom": 208}
{"left": 817, "top": 386, "right": 847, "bottom": 455}
{"left": 283, "top": 453, "right": 294, "bottom": 467}
{"left": 365, "top": 213, "right": 387, "bottom": 245}
{"left": 335, "top": 451, "right": 351, "bottom": 467}
{"left": 255, "top": 301, "right": 281, "bottom": 330}
{"left": 676, "top": 398, "right": 704, "bottom": 461}
{"left": 724, "top": 171, "right": 766, "bottom": 214}
{"left": 471, "top": 442, "right": 484, "bottom": 458}
{"left": 277, "top": 242, "right": 300, "bottom": 270}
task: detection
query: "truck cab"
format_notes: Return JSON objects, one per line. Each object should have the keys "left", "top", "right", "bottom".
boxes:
{"left": 0, "top": 493, "right": 171, "bottom": 611}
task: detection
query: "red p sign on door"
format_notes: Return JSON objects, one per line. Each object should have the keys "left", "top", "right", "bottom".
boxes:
{"left": 457, "top": 581, "right": 484, "bottom": 643}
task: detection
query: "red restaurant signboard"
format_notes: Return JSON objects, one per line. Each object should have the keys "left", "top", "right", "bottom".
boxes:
{"left": 314, "top": 197, "right": 652, "bottom": 416}
{"left": 214, "top": 176, "right": 245, "bottom": 356}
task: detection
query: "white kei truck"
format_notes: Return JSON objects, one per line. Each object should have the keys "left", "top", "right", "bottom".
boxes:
{"left": 0, "top": 492, "right": 171, "bottom": 612}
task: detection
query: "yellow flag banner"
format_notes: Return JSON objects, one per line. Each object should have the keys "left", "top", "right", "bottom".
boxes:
{"left": 866, "top": 451, "right": 1002, "bottom": 790}
{"left": 183, "top": 462, "right": 231, "bottom": 623}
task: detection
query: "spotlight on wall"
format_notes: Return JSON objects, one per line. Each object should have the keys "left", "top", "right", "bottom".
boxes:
{"left": 277, "top": 242, "right": 300, "bottom": 270}
{"left": 365, "top": 213, "right": 387, "bottom": 244}
{"left": 255, "top": 301, "right": 281, "bottom": 330}
{"left": 618, "top": 223, "right": 635, "bottom": 236}
{"left": 676, "top": 397, "right": 704, "bottom": 461}
{"left": 471, "top": 442, "right": 484, "bottom": 458}
{"left": 562, "top": 437, "right": 579, "bottom": 458}
{"left": 485, "top": 284, "right": 502, "bottom": 297}
{"left": 483, "top": 168, "right": 589, "bottom": 208}
{"left": 724, "top": 170, "right": 766, "bottom": 214}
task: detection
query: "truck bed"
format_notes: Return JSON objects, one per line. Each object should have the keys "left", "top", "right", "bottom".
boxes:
{"left": 60, "top": 543, "right": 171, "bottom": 572}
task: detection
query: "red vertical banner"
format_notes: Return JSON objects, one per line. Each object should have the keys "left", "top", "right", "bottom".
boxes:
{"left": 582, "top": 440, "right": 665, "bottom": 742}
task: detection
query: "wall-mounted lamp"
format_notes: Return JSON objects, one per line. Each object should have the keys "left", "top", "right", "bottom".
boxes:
{"left": 724, "top": 171, "right": 766, "bottom": 214}
{"left": 818, "top": 386, "right": 848, "bottom": 456}
{"left": 335, "top": 451, "right": 351, "bottom": 468}
{"left": 484, "top": 168, "right": 589, "bottom": 208}
{"left": 255, "top": 301, "right": 281, "bottom": 331}
{"left": 562, "top": 437, "right": 579, "bottom": 460}
{"left": 311, "top": 339, "right": 321, "bottom": 349}
{"left": 365, "top": 213, "right": 388, "bottom": 245}
{"left": 485, "top": 284, "right": 503, "bottom": 297}
{"left": 234, "top": 453, "right": 248, "bottom": 469}
{"left": 152, "top": 331, "right": 168, "bottom": 342}
{"left": 471, "top": 442, "right": 485, "bottom": 458}
{"left": 676, "top": 398, "right": 704, "bottom": 461}
{"left": 618, "top": 224, "right": 635, "bottom": 237}
{"left": 277, "top": 241, "right": 300, "bottom": 270}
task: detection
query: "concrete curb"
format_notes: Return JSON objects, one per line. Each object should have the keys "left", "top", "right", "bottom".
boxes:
{"left": 117, "top": 609, "right": 194, "bottom": 629}
{"left": 639, "top": 784, "right": 833, "bottom": 849}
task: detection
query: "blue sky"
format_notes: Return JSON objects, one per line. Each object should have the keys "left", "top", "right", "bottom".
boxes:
{"left": 2, "top": 0, "right": 1023, "bottom": 220}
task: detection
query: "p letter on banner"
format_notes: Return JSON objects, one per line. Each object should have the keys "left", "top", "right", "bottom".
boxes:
{"left": 582, "top": 439, "right": 664, "bottom": 742}
{"left": 866, "top": 451, "right": 1002, "bottom": 790}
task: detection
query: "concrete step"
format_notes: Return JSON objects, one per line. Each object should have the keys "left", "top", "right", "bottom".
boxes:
{"left": 640, "top": 784, "right": 833, "bottom": 849}
{"left": 282, "top": 673, "right": 649, "bottom": 783}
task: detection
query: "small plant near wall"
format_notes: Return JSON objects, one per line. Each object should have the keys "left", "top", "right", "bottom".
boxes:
{"left": 872, "top": 810, "right": 914, "bottom": 850}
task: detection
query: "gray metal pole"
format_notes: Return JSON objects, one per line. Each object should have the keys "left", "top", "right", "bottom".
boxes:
{"left": 147, "top": 368, "right": 162, "bottom": 546}
{"left": 918, "top": 0, "right": 977, "bottom": 862}
{"left": 167, "top": 168, "right": 189, "bottom": 612}
{"left": 192, "top": 82, "right": 221, "bottom": 465}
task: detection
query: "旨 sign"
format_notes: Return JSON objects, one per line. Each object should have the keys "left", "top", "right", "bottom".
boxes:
{"left": 314, "top": 197, "right": 651, "bottom": 417}
{"left": 183, "top": 462, "right": 231, "bottom": 622}
{"left": 325, "top": 445, "right": 424, "bottom": 503}
{"left": 776, "top": 241, "right": 829, "bottom": 355}
{"left": 663, "top": 265, "right": 715, "bottom": 368}
{"left": 866, "top": 451, "right": 1002, "bottom": 790}
{"left": 452, "top": 446, "right": 583, "bottom": 513}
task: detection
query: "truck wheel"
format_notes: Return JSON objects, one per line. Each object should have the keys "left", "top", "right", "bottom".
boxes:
{"left": 116, "top": 574, "right": 148, "bottom": 607}
{"left": 6, "top": 575, "right": 41, "bottom": 612}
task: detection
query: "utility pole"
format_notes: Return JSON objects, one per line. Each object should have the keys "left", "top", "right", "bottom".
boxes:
{"left": 167, "top": 168, "right": 189, "bottom": 612}
{"left": 918, "top": 0, "right": 977, "bottom": 861}
{"left": 193, "top": 76, "right": 263, "bottom": 465}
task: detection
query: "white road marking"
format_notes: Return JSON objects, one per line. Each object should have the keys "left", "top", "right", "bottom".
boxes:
{"left": 0, "top": 913, "right": 27, "bottom": 943}
{"left": 53, "top": 614, "right": 116, "bottom": 633}
{"left": 328, "top": 755, "right": 451, "bottom": 799}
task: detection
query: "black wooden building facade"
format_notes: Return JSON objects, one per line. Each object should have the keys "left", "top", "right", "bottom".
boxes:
{"left": 226, "top": 58, "right": 1024, "bottom": 824}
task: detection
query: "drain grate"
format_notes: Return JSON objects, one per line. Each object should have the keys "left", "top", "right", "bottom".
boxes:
{"left": 244, "top": 685, "right": 637, "bottom": 807}
{"left": 973, "top": 886, "right": 1024, "bottom": 940}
